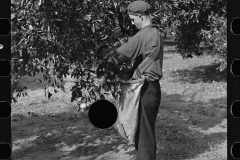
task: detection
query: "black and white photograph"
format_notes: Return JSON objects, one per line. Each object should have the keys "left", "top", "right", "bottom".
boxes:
{"left": 11, "top": 0, "right": 227, "bottom": 159}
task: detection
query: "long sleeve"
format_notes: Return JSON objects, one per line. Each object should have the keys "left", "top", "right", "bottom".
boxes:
{"left": 107, "top": 35, "right": 142, "bottom": 65}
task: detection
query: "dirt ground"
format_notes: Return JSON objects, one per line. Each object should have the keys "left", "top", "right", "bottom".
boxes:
{"left": 11, "top": 47, "right": 227, "bottom": 160}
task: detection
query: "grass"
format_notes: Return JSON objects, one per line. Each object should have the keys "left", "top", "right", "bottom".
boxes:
{"left": 12, "top": 42, "right": 227, "bottom": 160}
{"left": 187, "top": 140, "right": 227, "bottom": 160}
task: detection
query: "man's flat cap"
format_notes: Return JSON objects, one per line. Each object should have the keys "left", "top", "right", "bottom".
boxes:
{"left": 127, "top": 1, "right": 151, "bottom": 15}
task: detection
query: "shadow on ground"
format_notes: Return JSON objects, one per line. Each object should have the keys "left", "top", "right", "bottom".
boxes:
{"left": 155, "top": 92, "right": 226, "bottom": 160}
{"left": 12, "top": 91, "right": 226, "bottom": 160}
{"left": 163, "top": 39, "right": 177, "bottom": 46}
{"left": 12, "top": 111, "right": 133, "bottom": 160}
{"left": 163, "top": 38, "right": 178, "bottom": 54}
{"left": 170, "top": 62, "right": 226, "bottom": 84}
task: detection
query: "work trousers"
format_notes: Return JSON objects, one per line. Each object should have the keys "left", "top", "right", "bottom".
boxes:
{"left": 134, "top": 80, "right": 161, "bottom": 160}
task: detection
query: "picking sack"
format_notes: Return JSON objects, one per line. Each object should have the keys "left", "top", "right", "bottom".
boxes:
{"left": 113, "top": 76, "right": 145, "bottom": 144}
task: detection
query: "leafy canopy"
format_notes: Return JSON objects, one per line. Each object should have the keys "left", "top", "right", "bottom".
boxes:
{"left": 11, "top": 0, "right": 226, "bottom": 103}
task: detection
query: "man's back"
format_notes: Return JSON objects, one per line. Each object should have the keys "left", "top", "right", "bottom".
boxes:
{"left": 134, "top": 25, "right": 164, "bottom": 81}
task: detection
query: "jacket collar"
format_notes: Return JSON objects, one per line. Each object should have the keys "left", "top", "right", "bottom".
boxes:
{"left": 138, "top": 24, "right": 158, "bottom": 33}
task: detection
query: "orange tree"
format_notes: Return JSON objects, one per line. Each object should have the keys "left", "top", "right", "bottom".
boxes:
{"left": 11, "top": 0, "right": 226, "bottom": 105}
{"left": 11, "top": 0, "right": 169, "bottom": 104}
{"left": 169, "top": 0, "right": 226, "bottom": 71}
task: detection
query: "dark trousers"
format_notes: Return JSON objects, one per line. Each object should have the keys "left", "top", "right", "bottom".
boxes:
{"left": 134, "top": 80, "right": 161, "bottom": 160}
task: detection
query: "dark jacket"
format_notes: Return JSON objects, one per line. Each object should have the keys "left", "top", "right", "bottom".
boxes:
{"left": 108, "top": 24, "right": 164, "bottom": 81}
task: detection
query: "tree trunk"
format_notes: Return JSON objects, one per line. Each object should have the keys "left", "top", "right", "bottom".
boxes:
{"left": 11, "top": 48, "right": 33, "bottom": 101}
{"left": 11, "top": 65, "right": 26, "bottom": 100}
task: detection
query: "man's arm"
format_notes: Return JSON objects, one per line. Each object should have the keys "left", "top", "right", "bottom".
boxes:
{"left": 106, "top": 35, "right": 142, "bottom": 65}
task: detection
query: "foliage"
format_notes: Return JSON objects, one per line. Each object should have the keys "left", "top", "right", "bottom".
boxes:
{"left": 201, "top": 13, "right": 227, "bottom": 71}
{"left": 11, "top": 0, "right": 168, "bottom": 104}
{"left": 169, "top": 0, "right": 227, "bottom": 71}
{"left": 11, "top": 0, "right": 227, "bottom": 105}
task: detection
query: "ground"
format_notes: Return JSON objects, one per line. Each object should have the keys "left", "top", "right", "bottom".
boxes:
{"left": 11, "top": 45, "right": 227, "bottom": 160}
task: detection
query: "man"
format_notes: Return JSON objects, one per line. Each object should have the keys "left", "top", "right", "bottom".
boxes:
{"left": 103, "top": 1, "right": 163, "bottom": 159}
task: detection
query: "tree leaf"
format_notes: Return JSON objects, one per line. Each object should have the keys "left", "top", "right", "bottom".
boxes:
{"left": 14, "top": 65, "right": 18, "bottom": 73}
{"left": 34, "top": 2, "right": 39, "bottom": 10}
{"left": 43, "top": 74, "right": 47, "bottom": 81}
{"left": 91, "top": 27, "right": 95, "bottom": 33}
{"left": 60, "top": 84, "right": 65, "bottom": 92}
{"left": 12, "top": 97, "right": 17, "bottom": 103}
{"left": 48, "top": 86, "right": 54, "bottom": 94}
{"left": 20, "top": 0, "right": 25, "bottom": 7}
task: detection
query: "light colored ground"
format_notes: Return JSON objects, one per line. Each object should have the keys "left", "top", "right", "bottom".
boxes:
{"left": 12, "top": 50, "right": 227, "bottom": 160}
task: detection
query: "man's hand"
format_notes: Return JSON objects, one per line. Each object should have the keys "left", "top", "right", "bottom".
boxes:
{"left": 96, "top": 45, "right": 118, "bottom": 63}
{"left": 113, "top": 37, "right": 128, "bottom": 48}
{"left": 119, "top": 37, "right": 128, "bottom": 45}
{"left": 102, "top": 48, "right": 117, "bottom": 60}
{"left": 113, "top": 41, "right": 121, "bottom": 48}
